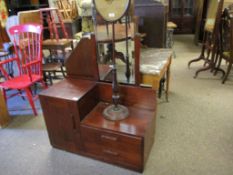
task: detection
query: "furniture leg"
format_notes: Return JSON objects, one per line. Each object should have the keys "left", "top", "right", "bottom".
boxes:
{"left": 61, "top": 65, "right": 66, "bottom": 77}
{"left": 214, "top": 54, "right": 222, "bottom": 75}
{"left": 188, "top": 53, "right": 205, "bottom": 68}
{"left": 222, "top": 62, "right": 232, "bottom": 84}
{"left": 48, "top": 72, "right": 53, "bottom": 85}
{"left": 188, "top": 31, "right": 208, "bottom": 68}
{"left": 194, "top": 61, "right": 212, "bottom": 78}
{"left": 166, "top": 61, "right": 171, "bottom": 102}
{"left": 25, "top": 88, "right": 37, "bottom": 116}
{"left": 158, "top": 78, "right": 163, "bottom": 99}
{"left": 40, "top": 80, "right": 48, "bottom": 89}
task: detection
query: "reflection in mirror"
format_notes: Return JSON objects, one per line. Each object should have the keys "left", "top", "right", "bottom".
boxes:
{"left": 92, "top": 5, "right": 136, "bottom": 85}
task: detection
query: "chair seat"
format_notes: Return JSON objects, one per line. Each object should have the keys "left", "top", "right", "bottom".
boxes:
{"left": 140, "top": 49, "right": 172, "bottom": 75}
{"left": 223, "top": 51, "right": 230, "bottom": 58}
{"left": 43, "top": 39, "right": 73, "bottom": 47}
{"left": 0, "top": 74, "right": 42, "bottom": 89}
{"left": 43, "top": 62, "right": 62, "bottom": 71}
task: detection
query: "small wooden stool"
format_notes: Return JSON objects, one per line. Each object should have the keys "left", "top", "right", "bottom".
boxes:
{"left": 140, "top": 49, "right": 172, "bottom": 101}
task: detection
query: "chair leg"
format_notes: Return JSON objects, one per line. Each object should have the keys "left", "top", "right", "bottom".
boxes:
{"left": 43, "top": 71, "right": 47, "bottom": 85}
{"left": 40, "top": 80, "right": 48, "bottom": 89}
{"left": 48, "top": 72, "right": 53, "bottom": 85}
{"left": 61, "top": 66, "right": 66, "bottom": 77}
{"left": 214, "top": 55, "right": 222, "bottom": 75}
{"left": 25, "top": 88, "right": 37, "bottom": 116}
{"left": 222, "top": 63, "right": 232, "bottom": 84}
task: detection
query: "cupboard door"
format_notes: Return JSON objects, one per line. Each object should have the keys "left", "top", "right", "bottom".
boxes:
{"left": 170, "top": 0, "right": 182, "bottom": 17}
{"left": 40, "top": 97, "right": 79, "bottom": 153}
{"left": 169, "top": 0, "right": 195, "bottom": 34}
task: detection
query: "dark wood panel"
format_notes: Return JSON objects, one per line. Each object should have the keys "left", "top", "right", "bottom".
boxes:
{"left": 81, "top": 102, "right": 155, "bottom": 137}
{"left": 65, "top": 35, "right": 99, "bottom": 80}
{"left": 81, "top": 125, "right": 142, "bottom": 169}
{"left": 134, "top": 0, "right": 167, "bottom": 47}
{"left": 97, "top": 82, "right": 156, "bottom": 110}
{"left": 39, "top": 78, "right": 97, "bottom": 100}
{"left": 169, "top": 0, "right": 196, "bottom": 34}
{"left": 39, "top": 96, "right": 80, "bottom": 153}
{"left": 39, "top": 34, "right": 157, "bottom": 172}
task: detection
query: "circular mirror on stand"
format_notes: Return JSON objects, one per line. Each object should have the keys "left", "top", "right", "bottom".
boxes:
{"left": 94, "top": 0, "right": 131, "bottom": 121}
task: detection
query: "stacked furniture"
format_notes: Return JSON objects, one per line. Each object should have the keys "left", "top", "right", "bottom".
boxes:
{"left": 54, "top": 0, "right": 78, "bottom": 20}
{"left": 54, "top": 0, "right": 81, "bottom": 39}
{"left": 39, "top": 35, "right": 157, "bottom": 172}
{"left": 18, "top": 8, "right": 74, "bottom": 85}
{"left": 40, "top": 8, "right": 74, "bottom": 84}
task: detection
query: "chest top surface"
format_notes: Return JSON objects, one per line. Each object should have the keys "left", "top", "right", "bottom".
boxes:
{"left": 81, "top": 102, "right": 155, "bottom": 137}
{"left": 39, "top": 78, "right": 97, "bottom": 101}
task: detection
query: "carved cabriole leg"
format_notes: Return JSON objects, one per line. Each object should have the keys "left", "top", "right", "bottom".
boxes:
{"left": 222, "top": 62, "right": 232, "bottom": 84}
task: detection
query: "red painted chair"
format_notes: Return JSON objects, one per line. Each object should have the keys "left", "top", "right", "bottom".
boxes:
{"left": 0, "top": 24, "right": 46, "bottom": 116}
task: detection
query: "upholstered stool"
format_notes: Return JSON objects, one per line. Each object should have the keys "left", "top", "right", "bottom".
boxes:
{"left": 140, "top": 49, "right": 172, "bottom": 101}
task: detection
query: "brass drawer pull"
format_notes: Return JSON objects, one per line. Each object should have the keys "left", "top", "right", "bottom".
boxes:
{"left": 101, "top": 135, "right": 118, "bottom": 141}
{"left": 103, "top": 149, "right": 119, "bottom": 156}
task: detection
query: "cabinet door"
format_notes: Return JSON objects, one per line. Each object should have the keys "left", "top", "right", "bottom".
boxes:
{"left": 40, "top": 96, "right": 80, "bottom": 153}
{"left": 170, "top": 0, "right": 182, "bottom": 17}
{"left": 183, "top": 0, "right": 194, "bottom": 17}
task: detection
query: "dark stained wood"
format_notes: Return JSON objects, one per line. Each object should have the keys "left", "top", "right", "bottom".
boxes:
{"left": 96, "top": 82, "right": 156, "bottom": 110}
{"left": 65, "top": 35, "right": 99, "bottom": 80}
{"left": 39, "top": 78, "right": 156, "bottom": 172}
{"left": 39, "top": 33, "right": 157, "bottom": 172}
{"left": 134, "top": 0, "right": 167, "bottom": 47}
{"left": 80, "top": 83, "right": 156, "bottom": 172}
{"left": 81, "top": 113, "right": 143, "bottom": 171}
{"left": 134, "top": 34, "right": 141, "bottom": 86}
{"left": 39, "top": 78, "right": 99, "bottom": 153}
{"left": 81, "top": 102, "right": 155, "bottom": 137}
{"left": 169, "top": 0, "right": 196, "bottom": 34}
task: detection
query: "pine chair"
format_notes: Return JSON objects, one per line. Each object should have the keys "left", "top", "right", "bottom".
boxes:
{"left": 0, "top": 24, "right": 46, "bottom": 116}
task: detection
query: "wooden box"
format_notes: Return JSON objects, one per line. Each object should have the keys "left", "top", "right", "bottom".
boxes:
{"left": 39, "top": 78, "right": 156, "bottom": 172}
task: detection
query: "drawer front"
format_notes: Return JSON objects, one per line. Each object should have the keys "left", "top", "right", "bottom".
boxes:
{"left": 81, "top": 125, "right": 143, "bottom": 168}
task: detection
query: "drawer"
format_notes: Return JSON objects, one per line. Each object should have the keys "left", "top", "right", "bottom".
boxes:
{"left": 81, "top": 125, "right": 143, "bottom": 168}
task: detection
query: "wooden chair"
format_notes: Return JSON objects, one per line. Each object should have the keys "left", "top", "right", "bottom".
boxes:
{"left": 216, "top": 7, "right": 233, "bottom": 83}
{"left": 0, "top": 24, "right": 46, "bottom": 116}
{"left": 54, "top": 0, "right": 78, "bottom": 21}
{"left": 188, "top": 0, "right": 224, "bottom": 78}
{"left": 40, "top": 8, "right": 74, "bottom": 85}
